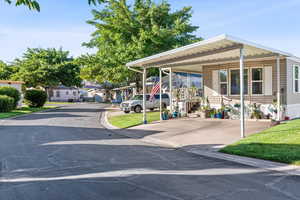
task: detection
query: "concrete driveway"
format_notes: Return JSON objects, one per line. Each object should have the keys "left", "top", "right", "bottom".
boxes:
{"left": 127, "top": 117, "right": 270, "bottom": 151}
{"left": 0, "top": 103, "right": 299, "bottom": 200}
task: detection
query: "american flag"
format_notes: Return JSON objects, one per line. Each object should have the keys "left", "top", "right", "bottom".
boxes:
{"left": 150, "top": 82, "right": 160, "bottom": 101}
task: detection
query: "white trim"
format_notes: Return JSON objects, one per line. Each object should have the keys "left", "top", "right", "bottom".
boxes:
{"left": 264, "top": 66, "right": 273, "bottom": 96}
{"left": 126, "top": 34, "right": 293, "bottom": 67}
{"left": 286, "top": 103, "right": 300, "bottom": 119}
{"left": 212, "top": 70, "right": 220, "bottom": 96}
{"left": 225, "top": 35, "right": 292, "bottom": 57}
{"left": 219, "top": 69, "right": 228, "bottom": 95}
{"left": 250, "top": 67, "right": 264, "bottom": 95}
{"left": 229, "top": 68, "right": 249, "bottom": 96}
{"left": 293, "top": 64, "right": 300, "bottom": 93}
{"left": 287, "top": 56, "right": 300, "bottom": 63}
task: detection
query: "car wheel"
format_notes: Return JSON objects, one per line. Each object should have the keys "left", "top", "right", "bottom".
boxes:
{"left": 124, "top": 111, "right": 130, "bottom": 114}
{"left": 134, "top": 105, "right": 142, "bottom": 113}
{"left": 149, "top": 108, "right": 154, "bottom": 111}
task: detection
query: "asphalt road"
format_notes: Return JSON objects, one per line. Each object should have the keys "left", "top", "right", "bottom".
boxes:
{"left": 0, "top": 103, "right": 299, "bottom": 200}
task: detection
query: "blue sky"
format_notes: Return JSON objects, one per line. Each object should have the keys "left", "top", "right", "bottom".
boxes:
{"left": 1, "top": 0, "right": 300, "bottom": 62}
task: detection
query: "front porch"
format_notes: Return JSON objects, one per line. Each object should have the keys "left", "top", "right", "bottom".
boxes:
{"left": 127, "top": 34, "right": 292, "bottom": 138}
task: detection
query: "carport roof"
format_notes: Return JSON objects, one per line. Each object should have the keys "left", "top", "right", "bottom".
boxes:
{"left": 126, "top": 34, "right": 293, "bottom": 69}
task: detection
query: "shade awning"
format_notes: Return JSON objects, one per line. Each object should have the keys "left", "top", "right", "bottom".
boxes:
{"left": 126, "top": 34, "right": 293, "bottom": 70}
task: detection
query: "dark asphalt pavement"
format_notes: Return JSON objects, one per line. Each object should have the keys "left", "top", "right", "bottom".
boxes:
{"left": 0, "top": 103, "right": 299, "bottom": 200}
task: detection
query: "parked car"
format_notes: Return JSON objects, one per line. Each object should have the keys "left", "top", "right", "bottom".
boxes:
{"left": 120, "top": 94, "right": 170, "bottom": 113}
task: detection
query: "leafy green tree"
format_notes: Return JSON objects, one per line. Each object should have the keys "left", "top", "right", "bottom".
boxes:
{"left": 0, "top": 61, "right": 17, "bottom": 80}
{"left": 3, "top": 0, "right": 104, "bottom": 11}
{"left": 80, "top": 0, "right": 201, "bottom": 87}
{"left": 12, "top": 48, "right": 82, "bottom": 88}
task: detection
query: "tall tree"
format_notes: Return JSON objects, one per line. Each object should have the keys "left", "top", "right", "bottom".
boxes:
{"left": 0, "top": 61, "right": 17, "bottom": 80}
{"left": 12, "top": 48, "right": 82, "bottom": 88}
{"left": 3, "top": 0, "right": 104, "bottom": 11}
{"left": 81, "top": 0, "right": 201, "bottom": 86}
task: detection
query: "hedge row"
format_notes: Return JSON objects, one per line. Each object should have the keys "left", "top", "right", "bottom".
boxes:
{"left": 0, "top": 87, "right": 48, "bottom": 112}
{"left": 0, "top": 86, "right": 21, "bottom": 109}
{"left": 0, "top": 95, "right": 14, "bottom": 112}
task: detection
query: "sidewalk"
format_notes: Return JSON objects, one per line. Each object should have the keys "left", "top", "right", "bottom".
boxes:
{"left": 101, "top": 109, "right": 300, "bottom": 176}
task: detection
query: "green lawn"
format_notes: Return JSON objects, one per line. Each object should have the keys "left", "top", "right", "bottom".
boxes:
{"left": 0, "top": 106, "right": 57, "bottom": 119}
{"left": 46, "top": 101, "right": 75, "bottom": 105}
{"left": 108, "top": 111, "right": 160, "bottom": 128}
{"left": 220, "top": 119, "right": 300, "bottom": 165}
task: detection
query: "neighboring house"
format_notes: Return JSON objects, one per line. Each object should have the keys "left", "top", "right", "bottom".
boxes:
{"left": 126, "top": 34, "right": 300, "bottom": 121}
{"left": 0, "top": 80, "right": 24, "bottom": 106}
{"left": 48, "top": 86, "right": 80, "bottom": 102}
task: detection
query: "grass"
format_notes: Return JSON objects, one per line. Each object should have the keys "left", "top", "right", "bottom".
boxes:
{"left": 220, "top": 119, "right": 300, "bottom": 165}
{"left": 46, "top": 101, "right": 75, "bottom": 105}
{"left": 0, "top": 106, "right": 57, "bottom": 119}
{"left": 108, "top": 111, "right": 160, "bottom": 128}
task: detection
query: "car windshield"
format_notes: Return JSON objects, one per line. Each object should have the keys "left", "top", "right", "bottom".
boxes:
{"left": 131, "top": 95, "right": 143, "bottom": 100}
{"left": 131, "top": 95, "right": 150, "bottom": 100}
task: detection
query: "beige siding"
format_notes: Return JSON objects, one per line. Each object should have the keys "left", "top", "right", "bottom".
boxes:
{"left": 286, "top": 58, "right": 300, "bottom": 104}
{"left": 203, "top": 59, "right": 287, "bottom": 105}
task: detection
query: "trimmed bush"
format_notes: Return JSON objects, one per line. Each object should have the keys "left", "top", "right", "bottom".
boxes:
{"left": 0, "top": 95, "right": 14, "bottom": 112}
{"left": 0, "top": 86, "right": 21, "bottom": 109}
{"left": 24, "top": 89, "right": 47, "bottom": 108}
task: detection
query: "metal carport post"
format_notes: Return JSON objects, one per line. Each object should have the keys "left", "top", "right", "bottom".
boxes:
{"left": 276, "top": 55, "right": 281, "bottom": 121}
{"left": 143, "top": 67, "right": 147, "bottom": 124}
{"left": 159, "top": 67, "right": 162, "bottom": 121}
{"left": 240, "top": 45, "right": 245, "bottom": 138}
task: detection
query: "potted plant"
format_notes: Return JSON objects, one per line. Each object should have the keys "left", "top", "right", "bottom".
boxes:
{"left": 216, "top": 108, "right": 223, "bottom": 119}
{"left": 162, "top": 108, "right": 169, "bottom": 120}
{"left": 173, "top": 105, "right": 179, "bottom": 118}
{"left": 210, "top": 108, "right": 216, "bottom": 118}
{"left": 250, "top": 103, "right": 262, "bottom": 119}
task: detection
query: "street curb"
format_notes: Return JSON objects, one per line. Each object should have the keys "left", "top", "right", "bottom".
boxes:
{"left": 100, "top": 109, "right": 178, "bottom": 148}
{"left": 184, "top": 149, "right": 300, "bottom": 176}
{"left": 100, "top": 109, "right": 300, "bottom": 176}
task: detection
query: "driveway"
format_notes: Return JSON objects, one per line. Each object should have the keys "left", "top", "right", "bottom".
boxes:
{"left": 126, "top": 117, "right": 270, "bottom": 151}
{"left": 0, "top": 103, "right": 299, "bottom": 199}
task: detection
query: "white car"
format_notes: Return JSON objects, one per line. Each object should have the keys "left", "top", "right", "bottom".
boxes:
{"left": 120, "top": 94, "right": 170, "bottom": 113}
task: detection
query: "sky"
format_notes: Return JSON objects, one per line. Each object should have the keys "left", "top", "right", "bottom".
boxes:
{"left": 1, "top": 0, "right": 300, "bottom": 62}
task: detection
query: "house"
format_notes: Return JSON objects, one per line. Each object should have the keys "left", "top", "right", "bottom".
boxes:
{"left": 0, "top": 80, "right": 24, "bottom": 106}
{"left": 48, "top": 86, "right": 80, "bottom": 102}
{"left": 126, "top": 34, "right": 300, "bottom": 137}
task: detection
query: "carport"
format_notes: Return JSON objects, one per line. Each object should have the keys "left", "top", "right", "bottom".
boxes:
{"left": 126, "top": 34, "right": 292, "bottom": 138}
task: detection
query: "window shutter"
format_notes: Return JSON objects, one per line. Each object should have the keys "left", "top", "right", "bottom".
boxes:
{"left": 264, "top": 66, "right": 272, "bottom": 95}
{"left": 212, "top": 70, "right": 219, "bottom": 96}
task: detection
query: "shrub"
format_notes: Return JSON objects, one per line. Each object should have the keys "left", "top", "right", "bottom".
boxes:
{"left": 0, "top": 86, "right": 21, "bottom": 109}
{"left": 24, "top": 89, "right": 47, "bottom": 108}
{"left": 0, "top": 95, "right": 14, "bottom": 112}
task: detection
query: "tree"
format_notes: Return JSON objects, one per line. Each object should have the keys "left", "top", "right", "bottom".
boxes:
{"left": 80, "top": 0, "right": 201, "bottom": 87}
{"left": 3, "top": 0, "right": 105, "bottom": 11}
{"left": 11, "top": 48, "right": 82, "bottom": 88}
{"left": 0, "top": 61, "right": 17, "bottom": 80}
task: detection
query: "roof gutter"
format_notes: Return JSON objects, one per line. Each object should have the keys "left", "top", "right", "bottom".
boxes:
{"left": 128, "top": 66, "right": 143, "bottom": 74}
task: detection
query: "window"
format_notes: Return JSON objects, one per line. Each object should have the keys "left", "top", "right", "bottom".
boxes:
{"left": 73, "top": 91, "right": 76, "bottom": 96}
{"left": 66, "top": 91, "right": 69, "bottom": 95}
{"left": 56, "top": 91, "right": 60, "bottom": 97}
{"left": 154, "top": 94, "right": 169, "bottom": 99}
{"left": 230, "top": 69, "right": 248, "bottom": 95}
{"left": 219, "top": 70, "right": 228, "bottom": 95}
{"left": 251, "top": 68, "right": 263, "bottom": 95}
{"left": 294, "top": 65, "right": 300, "bottom": 93}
